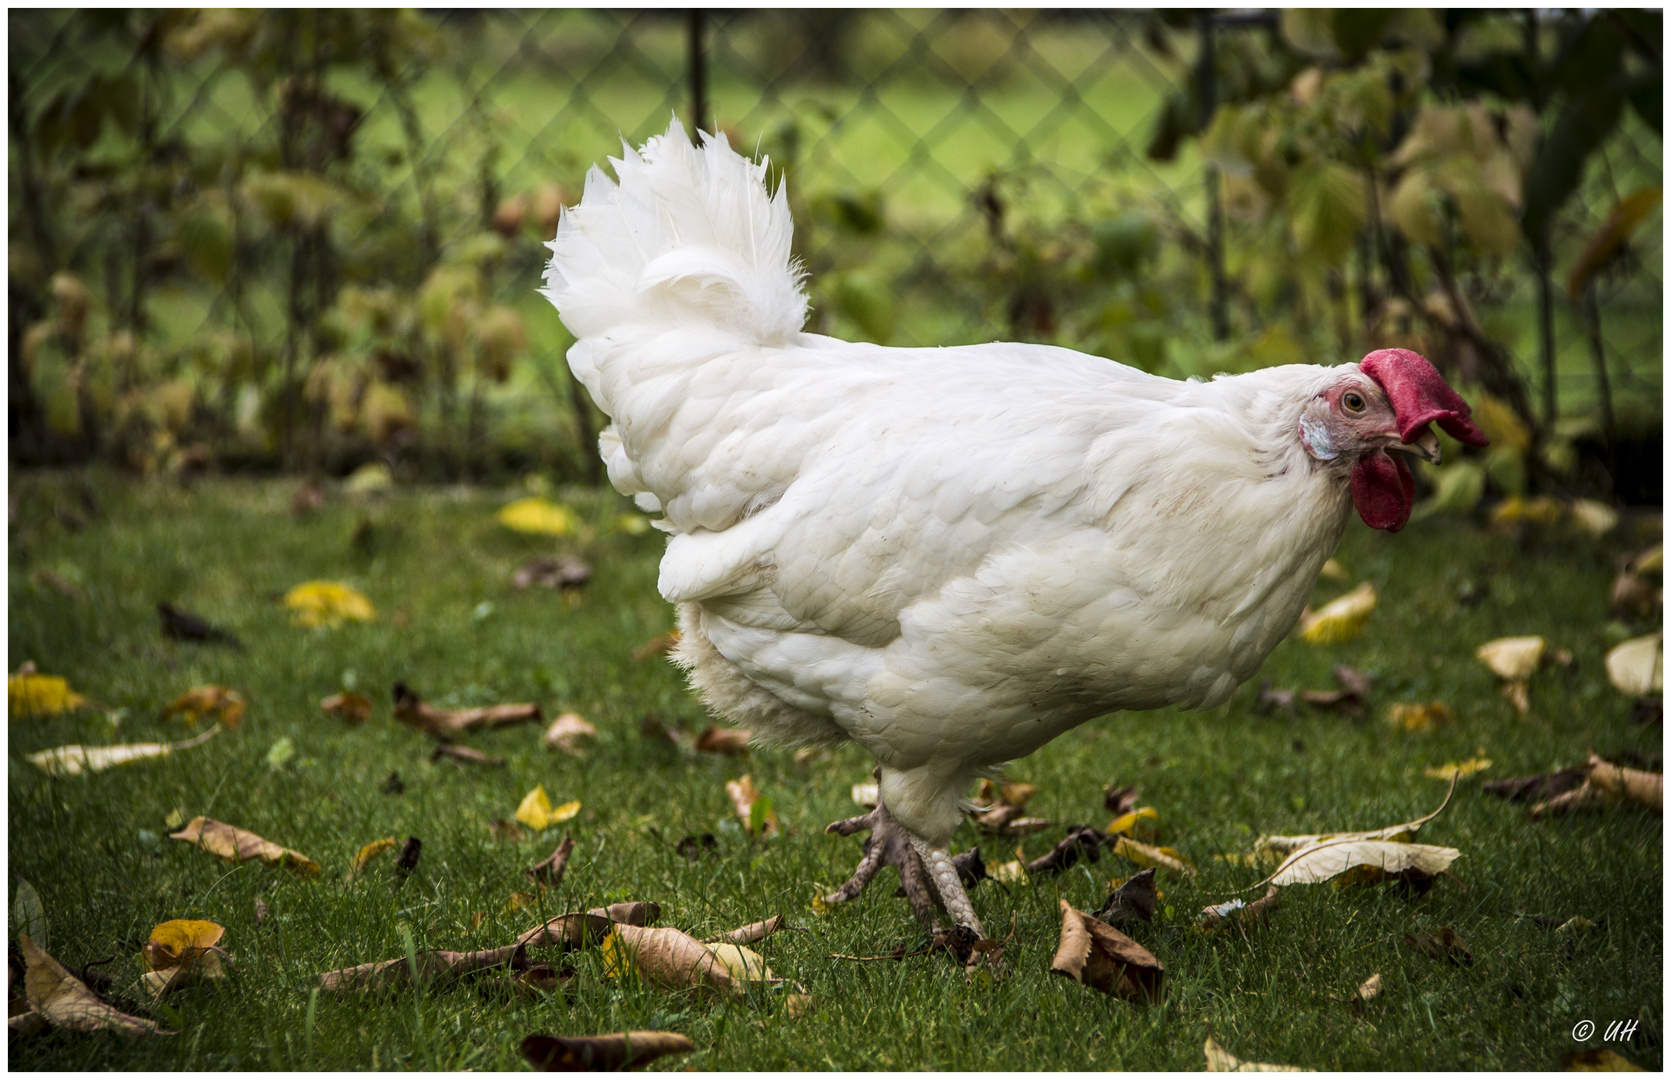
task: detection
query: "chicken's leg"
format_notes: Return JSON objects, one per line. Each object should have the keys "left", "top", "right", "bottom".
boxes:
{"left": 907, "top": 835, "right": 985, "bottom": 938}
{"left": 823, "top": 802, "right": 985, "bottom": 936}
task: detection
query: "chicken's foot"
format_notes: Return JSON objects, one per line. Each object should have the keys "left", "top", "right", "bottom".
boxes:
{"left": 823, "top": 803, "right": 986, "bottom": 936}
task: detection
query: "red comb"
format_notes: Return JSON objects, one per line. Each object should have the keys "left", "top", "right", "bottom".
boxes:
{"left": 1359, "top": 349, "right": 1488, "bottom": 447}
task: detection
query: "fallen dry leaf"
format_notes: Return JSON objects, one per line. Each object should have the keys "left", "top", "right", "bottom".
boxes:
{"left": 725, "top": 775, "right": 778, "bottom": 835}
{"left": 1027, "top": 826, "right": 1108, "bottom": 877}
{"left": 1346, "top": 972, "right": 1382, "bottom": 1015}
{"left": 345, "top": 837, "right": 398, "bottom": 882}
{"left": 1424, "top": 757, "right": 1492, "bottom": 781}
{"left": 527, "top": 834, "right": 575, "bottom": 889}
{"left": 497, "top": 497, "right": 577, "bottom": 537}
{"left": 320, "top": 944, "right": 526, "bottom": 994}
{"left": 8, "top": 669, "right": 89, "bottom": 718}
{"left": 591, "top": 901, "right": 661, "bottom": 926}
{"left": 393, "top": 682, "right": 541, "bottom": 742}
{"left": 1200, "top": 885, "right": 1280, "bottom": 931}
{"left": 432, "top": 744, "right": 506, "bottom": 767}
{"left": 520, "top": 1030, "right": 694, "bottom": 1071}
{"left": 320, "top": 692, "right": 373, "bottom": 724}
{"left": 1104, "top": 783, "right": 1139, "bottom": 815}
{"left": 1386, "top": 700, "right": 1454, "bottom": 732}
{"left": 1530, "top": 780, "right": 1604, "bottom": 818}
{"left": 168, "top": 816, "right": 320, "bottom": 878}
{"left": 1112, "top": 835, "right": 1196, "bottom": 877}
{"left": 603, "top": 924, "right": 740, "bottom": 998}
{"left": 1263, "top": 839, "right": 1459, "bottom": 888}
{"left": 1299, "top": 581, "right": 1377, "bottom": 645}
{"left": 282, "top": 580, "right": 375, "bottom": 628}
{"left": 1484, "top": 766, "right": 1590, "bottom": 803}
{"left": 545, "top": 713, "right": 597, "bottom": 756}
{"left": 27, "top": 725, "right": 221, "bottom": 777}
{"left": 1254, "top": 781, "right": 1455, "bottom": 859}
{"left": 1585, "top": 752, "right": 1662, "bottom": 813}
{"left": 1107, "top": 805, "right": 1159, "bottom": 836}
{"left": 513, "top": 555, "right": 592, "bottom": 590}
{"left": 1610, "top": 570, "right": 1660, "bottom": 620}
{"left": 515, "top": 786, "right": 582, "bottom": 831}
{"left": 703, "top": 942, "right": 781, "bottom": 986}
{"left": 160, "top": 685, "right": 245, "bottom": 728}
{"left": 140, "top": 919, "right": 228, "bottom": 997}
{"left": 21, "top": 935, "right": 170, "bottom": 1037}
{"left": 395, "top": 837, "right": 421, "bottom": 876}
{"left": 1094, "top": 868, "right": 1159, "bottom": 927}
{"left": 1204, "top": 1035, "right": 1310, "bottom": 1071}
{"left": 705, "top": 915, "right": 786, "bottom": 946}
{"left": 1476, "top": 636, "right": 1546, "bottom": 680}
{"left": 516, "top": 912, "right": 614, "bottom": 950}
{"left": 695, "top": 726, "right": 751, "bottom": 756}
{"left": 1605, "top": 634, "right": 1663, "bottom": 697}
{"left": 1049, "top": 899, "right": 1164, "bottom": 1002}
{"left": 1404, "top": 925, "right": 1473, "bottom": 965}
{"left": 157, "top": 602, "right": 243, "bottom": 649}
{"left": 1561, "top": 1048, "right": 1646, "bottom": 1071}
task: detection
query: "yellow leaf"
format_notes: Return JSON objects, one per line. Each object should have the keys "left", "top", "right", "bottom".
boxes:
{"left": 1107, "top": 807, "right": 1159, "bottom": 835}
{"left": 1112, "top": 835, "right": 1196, "bottom": 877}
{"left": 1475, "top": 636, "right": 1545, "bottom": 680}
{"left": 990, "top": 859, "right": 1028, "bottom": 885}
{"left": 9, "top": 672, "right": 88, "bottom": 718}
{"left": 1299, "top": 582, "right": 1377, "bottom": 645}
{"left": 1425, "top": 758, "right": 1492, "bottom": 781}
{"left": 1568, "top": 499, "right": 1620, "bottom": 537}
{"left": 703, "top": 942, "right": 780, "bottom": 985}
{"left": 281, "top": 581, "right": 375, "bottom": 628}
{"left": 143, "top": 919, "right": 225, "bottom": 970}
{"left": 345, "top": 837, "right": 398, "bottom": 882}
{"left": 1490, "top": 494, "right": 1563, "bottom": 527}
{"left": 1386, "top": 700, "right": 1453, "bottom": 732}
{"left": 514, "top": 785, "right": 580, "bottom": 830}
{"left": 496, "top": 497, "right": 577, "bottom": 537}
{"left": 162, "top": 685, "right": 246, "bottom": 728}
{"left": 1605, "top": 633, "right": 1663, "bottom": 697}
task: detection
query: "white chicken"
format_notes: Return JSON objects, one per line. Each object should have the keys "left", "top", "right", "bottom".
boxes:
{"left": 542, "top": 121, "right": 1486, "bottom": 935}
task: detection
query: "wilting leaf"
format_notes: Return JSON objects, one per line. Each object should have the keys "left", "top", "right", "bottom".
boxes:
{"left": 1561, "top": 1048, "right": 1647, "bottom": 1071}
{"left": 1610, "top": 570, "right": 1659, "bottom": 620}
{"left": 545, "top": 713, "right": 597, "bottom": 756}
{"left": 9, "top": 671, "right": 89, "bottom": 717}
{"left": 1201, "top": 885, "right": 1280, "bottom": 930}
{"left": 725, "top": 775, "right": 778, "bottom": 835}
{"left": 1049, "top": 899, "right": 1164, "bottom": 1002}
{"left": 1606, "top": 634, "right": 1663, "bottom": 697}
{"left": 1404, "top": 925, "right": 1473, "bottom": 965}
{"left": 1386, "top": 700, "right": 1453, "bottom": 732}
{"left": 345, "top": 837, "right": 398, "bottom": 883}
{"left": 497, "top": 497, "right": 578, "bottom": 537}
{"left": 1476, "top": 636, "right": 1546, "bottom": 680}
{"left": 22, "top": 935, "right": 170, "bottom": 1037}
{"left": 1112, "top": 835, "right": 1196, "bottom": 877}
{"left": 11, "top": 878, "right": 48, "bottom": 951}
{"left": 393, "top": 682, "right": 541, "bottom": 741}
{"left": 319, "top": 944, "right": 526, "bottom": 994}
{"left": 28, "top": 725, "right": 222, "bottom": 777}
{"left": 432, "top": 744, "right": 505, "bottom": 767}
{"left": 526, "top": 834, "right": 575, "bottom": 889}
{"left": 520, "top": 1030, "right": 694, "bottom": 1072}
{"left": 140, "top": 920, "right": 227, "bottom": 997}
{"left": 1094, "top": 868, "right": 1159, "bottom": 927}
{"left": 695, "top": 726, "right": 751, "bottom": 756}
{"left": 169, "top": 816, "right": 320, "bottom": 878}
{"left": 516, "top": 786, "right": 581, "bottom": 831}
{"left": 162, "top": 685, "right": 246, "bottom": 729}
{"left": 1299, "top": 582, "right": 1377, "bottom": 645}
{"left": 603, "top": 924, "right": 740, "bottom": 998}
{"left": 321, "top": 692, "right": 373, "bottom": 724}
{"left": 1265, "top": 839, "right": 1459, "bottom": 887}
{"left": 282, "top": 581, "right": 375, "bottom": 628}
{"left": 514, "top": 555, "right": 592, "bottom": 591}
{"left": 1204, "top": 1035, "right": 1309, "bottom": 1071}
{"left": 706, "top": 915, "right": 787, "bottom": 946}
{"left": 1424, "top": 758, "right": 1492, "bottom": 781}
{"left": 1586, "top": 752, "right": 1662, "bottom": 813}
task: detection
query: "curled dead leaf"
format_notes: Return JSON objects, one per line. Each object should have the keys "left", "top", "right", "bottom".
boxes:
{"left": 27, "top": 725, "right": 221, "bottom": 777}
{"left": 725, "top": 775, "right": 778, "bottom": 835}
{"left": 22, "top": 935, "right": 171, "bottom": 1037}
{"left": 1605, "top": 634, "right": 1663, "bottom": 697}
{"left": 319, "top": 944, "right": 526, "bottom": 994}
{"left": 1094, "top": 868, "right": 1159, "bottom": 927}
{"left": 1049, "top": 898, "right": 1164, "bottom": 1002}
{"left": 432, "top": 743, "right": 505, "bottom": 767}
{"left": 141, "top": 919, "right": 228, "bottom": 997}
{"left": 706, "top": 915, "right": 787, "bottom": 946}
{"left": 1483, "top": 766, "right": 1589, "bottom": 803}
{"left": 696, "top": 726, "right": 751, "bottom": 755}
{"left": 162, "top": 685, "right": 245, "bottom": 729}
{"left": 1112, "top": 835, "right": 1195, "bottom": 877}
{"left": 527, "top": 834, "right": 575, "bottom": 889}
{"left": 393, "top": 681, "right": 541, "bottom": 741}
{"left": 320, "top": 692, "right": 373, "bottom": 724}
{"left": 345, "top": 837, "right": 398, "bottom": 882}
{"left": 520, "top": 1030, "right": 694, "bottom": 1071}
{"left": 1585, "top": 752, "right": 1662, "bottom": 813}
{"left": 1475, "top": 636, "right": 1545, "bottom": 680}
{"left": 1026, "top": 826, "right": 1108, "bottom": 877}
{"left": 168, "top": 816, "right": 319, "bottom": 878}
{"left": 516, "top": 912, "right": 614, "bottom": 950}
{"left": 603, "top": 924, "right": 739, "bottom": 998}
{"left": 1386, "top": 700, "right": 1453, "bottom": 732}
{"left": 589, "top": 901, "right": 660, "bottom": 926}
{"left": 545, "top": 713, "right": 597, "bottom": 756}
{"left": 1263, "top": 838, "right": 1459, "bottom": 888}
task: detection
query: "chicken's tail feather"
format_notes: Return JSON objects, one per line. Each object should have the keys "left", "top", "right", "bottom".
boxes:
{"left": 541, "top": 118, "right": 806, "bottom": 387}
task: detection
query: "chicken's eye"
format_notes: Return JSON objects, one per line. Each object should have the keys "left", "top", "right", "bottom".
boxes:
{"left": 1342, "top": 391, "right": 1366, "bottom": 413}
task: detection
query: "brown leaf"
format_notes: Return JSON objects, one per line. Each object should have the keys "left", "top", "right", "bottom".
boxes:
{"left": 1587, "top": 752, "right": 1663, "bottom": 812}
{"left": 631, "top": 630, "right": 680, "bottom": 661}
{"left": 1610, "top": 571, "right": 1660, "bottom": 620}
{"left": 431, "top": 743, "right": 505, "bottom": 767}
{"left": 520, "top": 1030, "right": 694, "bottom": 1071}
{"left": 1026, "top": 826, "right": 1108, "bottom": 877}
{"left": 604, "top": 924, "right": 739, "bottom": 998}
{"left": 696, "top": 726, "right": 751, "bottom": 756}
{"left": 589, "top": 901, "right": 660, "bottom": 926}
{"left": 724, "top": 775, "right": 778, "bottom": 835}
{"left": 517, "top": 912, "right": 614, "bottom": 950}
{"left": 320, "top": 692, "right": 373, "bottom": 724}
{"left": 391, "top": 681, "right": 540, "bottom": 742}
{"left": 168, "top": 816, "right": 319, "bottom": 877}
{"left": 1530, "top": 780, "right": 1604, "bottom": 818}
{"left": 705, "top": 915, "right": 786, "bottom": 946}
{"left": 1104, "top": 784, "right": 1140, "bottom": 815}
{"left": 21, "top": 935, "right": 171, "bottom": 1037}
{"left": 545, "top": 713, "right": 597, "bottom": 756}
{"left": 1049, "top": 899, "right": 1164, "bottom": 1002}
{"left": 513, "top": 555, "right": 592, "bottom": 591}
{"left": 1094, "top": 868, "right": 1159, "bottom": 927}
{"left": 161, "top": 685, "right": 245, "bottom": 729}
{"left": 527, "top": 834, "right": 575, "bottom": 889}
{"left": 1483, "top": 766, "right": 1589, "bottom": 803}
{"left": 1404, "top": 925, "right": 1473, "bottom": 965}
{"left": 320, "top": 944, "right": 527, "bottom": 994}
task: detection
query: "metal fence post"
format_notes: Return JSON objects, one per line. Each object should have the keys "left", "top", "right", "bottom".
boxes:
{"left": 1198, "top": 12, "right": 1228, "bottom": 341}
{"left": 688, "top": 9, "right": 708, "bottom": 137}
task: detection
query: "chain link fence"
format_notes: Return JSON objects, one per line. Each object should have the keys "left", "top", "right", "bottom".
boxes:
{"left": 8, "top": 9, "right": 1661, "bottom": 491}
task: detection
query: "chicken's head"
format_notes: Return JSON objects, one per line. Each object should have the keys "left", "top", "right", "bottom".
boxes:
{"left": 1299, "top": 348, "right": 1488, "bottom": 533}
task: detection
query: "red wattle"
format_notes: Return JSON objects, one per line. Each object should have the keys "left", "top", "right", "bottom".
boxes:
{"left": 1352, "top": 449, "right": 1415, "bottom": 532}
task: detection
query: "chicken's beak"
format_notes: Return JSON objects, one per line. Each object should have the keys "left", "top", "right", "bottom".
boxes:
{"left": 1398, "top": 428, "right": 1442, "bottom": 465}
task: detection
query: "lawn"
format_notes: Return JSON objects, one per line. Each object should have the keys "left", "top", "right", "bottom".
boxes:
{"left": 7, "top": 468, "right": 1662, "bottom": 1070}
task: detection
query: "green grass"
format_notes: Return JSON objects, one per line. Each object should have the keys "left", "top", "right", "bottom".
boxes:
{"left": 7, "top": 469, "right": 1662, "bottom": 1070}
